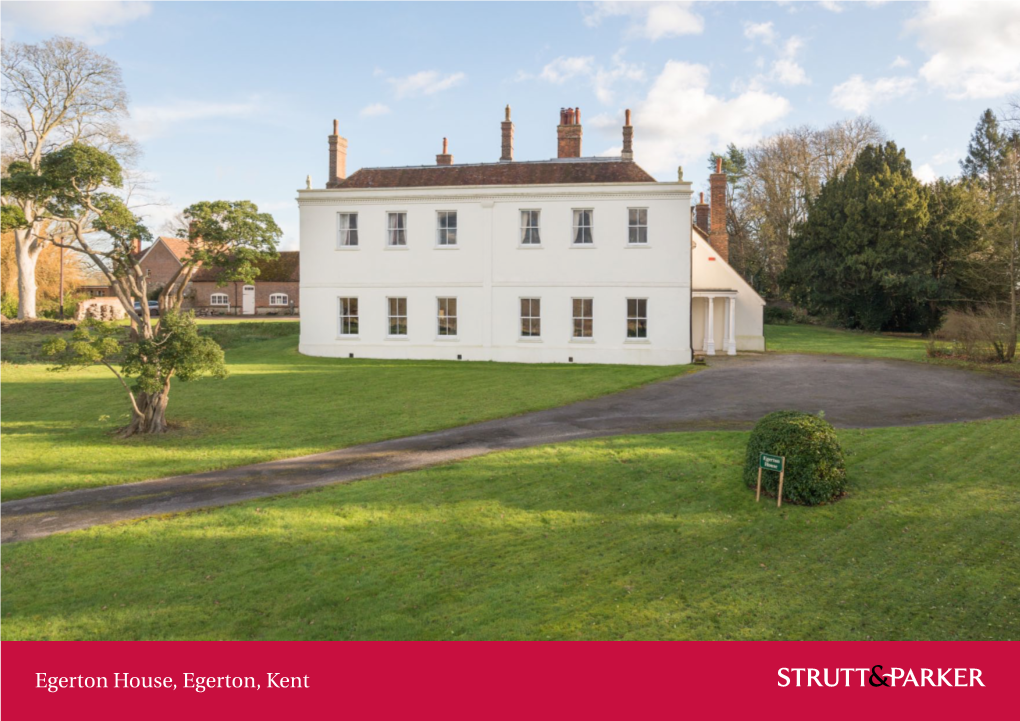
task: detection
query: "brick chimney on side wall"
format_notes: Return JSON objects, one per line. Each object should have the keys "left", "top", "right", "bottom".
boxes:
{"left": 327, "top": 119, "right": 348, "bottom": 188}
{"left": 436, "top": 137, "right": 453, "bottom": 165}
{"left": 695, "top": 192, "right": 710, "bottom": 234}
{"left": 501, "top": 105, "right": 514, "bottom": 162}
{"left": 621, "top": 109, "right": 634, "bottom": 161}
{"left": 709, "top": 157, "right": 729, "bottom": 262}
{"left": 557, "top": 107, "right": 582, "bottom": 158}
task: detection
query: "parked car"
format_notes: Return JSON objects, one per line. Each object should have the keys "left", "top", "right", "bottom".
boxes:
{"left": 134, "top": 300, "right": 160, "bottom": 317}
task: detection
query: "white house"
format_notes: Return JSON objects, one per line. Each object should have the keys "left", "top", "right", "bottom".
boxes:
{"left": 298, "top": 107, "right": 763, "bottom": 366}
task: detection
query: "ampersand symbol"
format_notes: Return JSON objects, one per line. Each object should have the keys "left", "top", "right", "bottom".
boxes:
{"left": 869, "top": 665, "right": 890, "bottom": 687}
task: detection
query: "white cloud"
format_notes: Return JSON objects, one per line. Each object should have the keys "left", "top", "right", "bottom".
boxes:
{"left": 830, "top": 75, "right": 916, "bottom": 114}
{"left": 359, "top": 103, "right": 391, "bottom": 118}
{"left": 2, "top": 1, "right": 152, "bottom": 45}
{"left": 891, "top": 55, "right": 910, "bottom": 69}
{"left": 581, "top": 2, "right": 704, "bottom": 41}
{"left": 126, "top": 98, "right": 264, "bottom": 141}
{"left": 539, "top": 56, "right": 595, "bottom": 84}
{"left": 629, "top": 61, "right": 790, "bottom": 174}
{"left": 527, "top": 51, "right": 645, "bottom": 105}
{"left": 930, "top": 148, "right": 959, "bottom": 167}
{"left": 914, "top": 163, "right": 937, "bottom": 184}
{"left": 907, "top": 2, "right": 1020, "bottom": 99}
{"left": 744, "top": 21, "right": 777, "bottom": 44}
{"left": 819, "top": 1, "right": 843, "bottom": 13}
{"left": 388, "top": 70, "right": 466, "bottom": 99}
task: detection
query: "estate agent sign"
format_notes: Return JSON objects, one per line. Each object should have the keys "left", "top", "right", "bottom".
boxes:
{"left": 756, "top": 453, "right": 786, "bottom": 507}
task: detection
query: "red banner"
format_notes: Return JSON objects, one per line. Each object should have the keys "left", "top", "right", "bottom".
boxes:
{"left": 2, "top": 642, "right": 1014, "bottom": 718}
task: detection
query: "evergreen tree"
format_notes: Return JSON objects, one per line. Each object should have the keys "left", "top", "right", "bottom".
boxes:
{"left": 960, "top": 109, "right": 1004, "bottom": 192}
{"left": 784, "top": 142, "right": 935, "bottom": 332}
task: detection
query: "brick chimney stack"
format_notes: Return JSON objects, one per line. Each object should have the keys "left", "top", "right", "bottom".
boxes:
{"left": 500, "top": 105, "right": 514, "bottom": 162}
{"left": 327, "top": 119, "right": 348, "bottom": 188}
{"left": 557, "top": 106, "right": 583, "bottom": 158}
{"left": 621, "top": 108, "right": 634, "bottom": 161}
{"left": 131, "top": 238, "right": 141, "bottom": 255}
{"left": 709, "top": 157, "right": 729, "bottom": 262}
{"left": 436, "top": 137, "right": 453, "bottom": 165}
{"left": 695, "top": 192, "right": 710, "bottom": 234}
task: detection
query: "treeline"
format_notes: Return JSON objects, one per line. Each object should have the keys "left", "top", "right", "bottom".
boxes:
{"left": 715, "top": 107, "right": 1019, "bottom": 361}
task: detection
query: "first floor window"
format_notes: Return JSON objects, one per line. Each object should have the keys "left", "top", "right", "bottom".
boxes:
{"left": 572, "top": 209, "right": 593, "bottom": 245}
{"left": 338, "top": 212, "right": 359, "bottom": 247}
{"left": 388, "top": 212, "right": 407, "bottom": 246}
{"left": 437, "top": 297, "right": 457, "bottom": 336}
{"left": 520, "top": 298, "right": 541, "bottom": 338}
{"left": 521, "top": 210, "right": 541, "bottom": 245}
{"left": 436, "top": 211, "right": 457, "bottom": 246}
{"left": 628, "top": 208, "right": 648, "bottom": 244}
{"left": 210, "top": 293, "right": 229, "bottom": 306}
{"left": 339, "top": 297, "right": 359, "bottom": 336}
{"left": 572, "top": 298, "right": 593, "bottom": 338}
{"left": 388, "top": 297, "right": 407, "bottom": 336}
{"left": 269, "top": 293, "right": 288, "bottom": 306}
{"left": 627, "top": 298, "right": 648, "bottom": 339}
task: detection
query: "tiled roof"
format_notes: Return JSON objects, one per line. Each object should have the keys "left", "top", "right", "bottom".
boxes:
{"left": 158, "top": 236, "right": 191, "bottom": 260}
{"left": 191, "top": 251, "right": 299, "bottom": 283}
{"left": 333, "top": 158, "right": 657, "bottom": 189}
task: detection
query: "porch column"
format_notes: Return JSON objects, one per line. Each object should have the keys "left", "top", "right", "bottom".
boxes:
{"left": 727, "top": 297, "right": 737, "bottom": 355}
{"left": 705, "top": 296, "right": 715, "bottom": 355}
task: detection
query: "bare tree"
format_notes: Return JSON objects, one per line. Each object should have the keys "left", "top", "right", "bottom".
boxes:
{"left": 1, "top": 36, "right": 136, "bottom": 319}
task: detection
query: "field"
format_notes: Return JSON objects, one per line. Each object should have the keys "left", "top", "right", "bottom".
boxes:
{"left": 3, "top": 417, "right": 1017, "bottom": 641}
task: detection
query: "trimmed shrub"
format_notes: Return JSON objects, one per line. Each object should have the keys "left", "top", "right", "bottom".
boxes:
{"left": 743, "top": 410, "right": 848, "bottom": 505}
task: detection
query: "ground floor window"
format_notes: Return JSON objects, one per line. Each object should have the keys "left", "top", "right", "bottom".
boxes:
{"left": 572, "top": 298, "right": 593, "bottom": 338}
{"left": 269, "top": 293, "right": 288, "bottom": 306}
{"left": 437, "top": 297, "right": 457, "bottom": 337}
{"left": 627, "top": 298, "right": 647, "bottom": 339}
{"left": 210, "top": 293, "right": 229, "bottom": 306}
{"left": 388, "top": 297, "right": 407, "bottom": 336}
{"left": 339, "top": 297, "right": 359, "bottom": 336}
{"left": 520, "top": 298, "right": 541, "bottom": 338}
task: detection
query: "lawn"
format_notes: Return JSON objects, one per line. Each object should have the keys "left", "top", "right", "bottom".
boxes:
{"left": 0, "top": 322, "right": 692, "bottom": 501}
{"left": 765, "top": 323, "right": 929, "bottom": 361}
{"left": 3, "top": 417, "right": 1017, "bottom": 641}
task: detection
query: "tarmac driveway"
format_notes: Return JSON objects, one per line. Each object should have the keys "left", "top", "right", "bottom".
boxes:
{"left": 4, "top": 353, "right": 1019, "bottom": 543}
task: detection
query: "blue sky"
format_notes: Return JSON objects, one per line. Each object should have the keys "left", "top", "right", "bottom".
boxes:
{"left": 4, "top": 1, "right": 1020, "bottom": 249}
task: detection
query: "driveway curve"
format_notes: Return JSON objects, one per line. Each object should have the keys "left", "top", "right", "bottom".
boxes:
{"left": 4, "top": 353, "right": 1019, "bottom": 543}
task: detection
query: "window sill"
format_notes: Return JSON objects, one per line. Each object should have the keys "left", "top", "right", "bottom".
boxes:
{"left": 434, "top": 336, "right": 460, "bottom": 342}
{"left": 570, "top": 244, "right": 597, "bottom": 249}
{"left": 337, "top": 336, "right": 360, "bottom": 341}
{"left": 518, "top": 244, "right": 543, "bottom": 250}
{"left": 385, "top": 245, "right": 409, "bottom": 251}
{"left": 624, "top": 244, "right": 651, "bottom": 249}
{"left": 385, "top": 335, "right": 409, "bottom": 341}
{"left": 569, "top": 337, "right": 595, "bottom": 343}
{"left": 434, "top": 245, "right": 460, "bottom": 250}
{"left": 336, "top": 246, "right": 360, "bottom": 251}
{"left": 624, "top": 338, "right": 651, "bottom": 344}
{"left": 518, "top": 337, "right": 543, "bottom": 343}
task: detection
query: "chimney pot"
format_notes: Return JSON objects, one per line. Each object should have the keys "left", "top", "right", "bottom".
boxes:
{"left": 436, "top": 137, "right": 453, "bottom": 165}
{"left": 625, "top": 108, "right": 632, "bottom": 126}
{"left": 716, "top": 157, "right": 723, "bottom": 173}
{"left": 557, "top": 105, "right": 583, "bottom": 158}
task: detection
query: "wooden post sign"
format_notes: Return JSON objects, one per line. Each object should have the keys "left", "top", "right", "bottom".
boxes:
{"left": 756, "top": 453, "right": 786, "bottom": 507}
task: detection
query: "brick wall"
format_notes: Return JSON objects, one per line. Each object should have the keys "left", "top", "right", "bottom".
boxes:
{"left": 187, "top": 281, "right": 300, "bottom": 314}
{"left": 139, "top": 242, "right": 183, "bottom": 291}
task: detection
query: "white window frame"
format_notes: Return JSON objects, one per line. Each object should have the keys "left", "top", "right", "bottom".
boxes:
{"left": 571, "top": 208, "right": 594, "bottom": 246}
{"left": 269, "top": 293, "right": 288, "bottom": 306}
{"left": 519, "top": 297, "right": 541, "bottom": 339}
{"left": 437, "top": 297, "right": 458, "bottom": 338}
{"left": 436, "top": 210, "right": 458, "bottom": 248}
{"left": 520, "top": 210, "right": 541, "bottom": 247}
{"left": 626, "top": 298, "right": 648, "bottom": 340}
{"left": 338, "top": 297, "right": 359, "bottom": 337}
{"left": 337, "top": 212, "right": 359, "bottom": 249}
{"left": 387, "top": 211, "right": 408, "bottom": 248}
{"left": 628, "top": 208, "right": 648, "bottom": 245}
{"left": 387, "top": 297, "right": 408, "bottom": 337}
{"left": 572, "top": 298, "right": 593, "bottom": 340}
{"left": 210, "top": 293, "right": 229, "bottom": 307}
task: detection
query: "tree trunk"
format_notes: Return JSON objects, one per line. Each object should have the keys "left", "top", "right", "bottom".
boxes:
{"left": 118, "top": 386, "right": 171, "bottom": 437}
{"left": 14, "top": 228, "right": 41, "bottom": 320}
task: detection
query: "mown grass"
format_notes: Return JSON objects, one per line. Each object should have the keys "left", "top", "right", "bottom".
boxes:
{"left": 765, "top": 324, "right": 929, "bottom": 361}
{"left": 0, "top": 323, "right": 692, "bottom": 501}
{"left": 3, "top": 418, "right": 1017, "bottom": 641}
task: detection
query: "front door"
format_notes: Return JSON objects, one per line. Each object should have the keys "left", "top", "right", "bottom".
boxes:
{"left": 242, "top": 285, "right": 255, "bottom": 315}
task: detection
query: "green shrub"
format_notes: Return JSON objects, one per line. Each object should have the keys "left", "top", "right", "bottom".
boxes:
{"left": 0, "top": 293, "right": 18, "bottom": 318}
{"left": 764, "top": 305, "right": 795, "bottom": 324}
{"left": 743, "top": 410, "right": 848, "bottom": 505}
